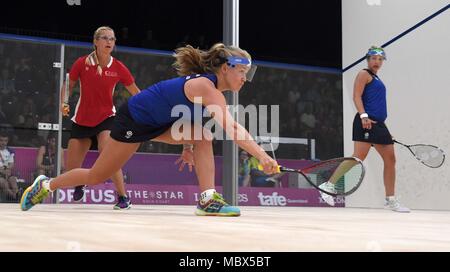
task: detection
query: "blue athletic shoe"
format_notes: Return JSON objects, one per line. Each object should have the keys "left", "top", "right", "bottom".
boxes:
{"left": 113, "top": 195, "right": 132, "bottom": 210}
{"left": 195, "top": 192, "right": 241, "bottom": 216}
{"left": 20, "top": 175, "right": 50, "bottom": 211}
{"left": 73, "top": 185, "right": 86, "bottom": 202}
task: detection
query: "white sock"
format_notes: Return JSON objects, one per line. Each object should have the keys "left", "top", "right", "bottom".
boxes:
{"left": 42, "top": 178, "right": 54, "bottom": 193}
{"left": 199, "top": 189, "right": 216, "bottom": 204}
{"left": 386, "top": 195, "right": 395, "bottom": 202}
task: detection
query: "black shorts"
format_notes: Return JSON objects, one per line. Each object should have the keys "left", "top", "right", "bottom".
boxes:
{"left": 70, "top": 116, "right": 115, "bottom": 143}
{"left": 110, "top": 102, "right": 172, "bottom": 143}
{"left": 352, "top": 113, "right": 393, "bottom": 145}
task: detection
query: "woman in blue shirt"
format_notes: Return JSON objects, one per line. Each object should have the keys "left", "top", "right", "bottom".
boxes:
{"left": 21, "top": 43, "right": 279, "bottom": 216}
{"left": 321, "top": 46, "right": 410, "bottom": 212}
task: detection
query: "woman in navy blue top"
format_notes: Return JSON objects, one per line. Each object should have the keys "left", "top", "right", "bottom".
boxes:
{"left": 21, "top": 43, "right": 279, "bottom": 216}
{"left": 321, "top": 46, "right": 410, "bottom": 212}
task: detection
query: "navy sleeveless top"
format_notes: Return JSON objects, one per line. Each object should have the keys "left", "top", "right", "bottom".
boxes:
{"left": 128, "top": 74, "right": 217, "bottom": 127}
{"left": 362, "top": 69, "right": 387, "bottom": 122}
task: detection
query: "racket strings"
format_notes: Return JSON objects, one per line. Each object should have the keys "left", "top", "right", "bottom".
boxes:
{"left": 410, "top": 145, "right": 445, "bottom": 168}
{"left": 301, "top": 159, "right": 364, "bottom": 194}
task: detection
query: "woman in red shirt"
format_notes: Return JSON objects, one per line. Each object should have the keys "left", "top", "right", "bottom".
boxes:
{"left": 62, "top": 26, "right": 140, "bottom": 209}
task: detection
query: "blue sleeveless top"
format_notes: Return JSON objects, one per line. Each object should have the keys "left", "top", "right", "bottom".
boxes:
{"left": 128, "top": 74, "right": 217, "bottom": 127}
{"left": 362, "top": 69, "right": 387, "bottom": 122}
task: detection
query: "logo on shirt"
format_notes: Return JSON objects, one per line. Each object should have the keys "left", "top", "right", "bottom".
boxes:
{"left": 104, "top": 71, "right": 118, "bottom": 77}
{"left": 125, "top": 131, "right": 133, "bottom": 139}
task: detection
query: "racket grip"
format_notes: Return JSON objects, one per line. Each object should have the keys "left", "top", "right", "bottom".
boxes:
{"left": 62, "top": 103, "right": 70, "bottom": 116}
{"left": 257, "top": 164, "right": 282, "bottom": 173}
{"left": 278, "top": 166, "right": 297, "bottom": 173}
{"left": 276, "top": 166, "right": 282, "bottom": 173}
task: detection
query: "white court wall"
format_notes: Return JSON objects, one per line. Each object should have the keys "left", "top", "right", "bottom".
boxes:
{"left": 342, "top": 1, "right": 450, "bottom": 210}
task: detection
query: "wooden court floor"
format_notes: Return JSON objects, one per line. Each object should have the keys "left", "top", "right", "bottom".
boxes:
{"left": 1, "top": 204, "right": 449, "bottom": 252}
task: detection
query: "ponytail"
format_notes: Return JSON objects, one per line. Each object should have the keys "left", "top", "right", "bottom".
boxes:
{"left": 172, "top": 43, "right": 251, "bottom": 76}
{"left": 172, "top": 45, "right": 207, "bottom": 76}
{"left": 85, "top": 51, "right": 103, "bottom": 75}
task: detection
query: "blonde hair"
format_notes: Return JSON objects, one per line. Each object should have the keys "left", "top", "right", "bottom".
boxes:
{"left": 85, "top": 26, "right": 114, "bottom": 75}
{"left": 369, "top": 45, "right": 383, "bottom": 50}
{"left": 172, "top": 43, "right": 252, "bottom": 76}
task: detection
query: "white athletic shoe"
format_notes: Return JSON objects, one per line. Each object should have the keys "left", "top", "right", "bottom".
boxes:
{"left": 384, "top": 197, "right": 411, "bottom": 213}
{"left": 319, "top": 182, "right": 336, "bottom": 206}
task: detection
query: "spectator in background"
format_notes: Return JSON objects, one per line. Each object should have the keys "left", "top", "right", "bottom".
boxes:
{"left": 296, "top": 99, "right": 308, "bottom": 115}
{"left": 12, "top": 114, "right": 40, "bottom": 147}
{"left": 14, "top": 58, "right": 32, "bottom": 95}
{"left": 0, "top": 132, "right": 19, "bottom": 202}
{"left": 1, "top": 95, "right": 18, "bottom": 123}
{"left": 0, "top": 68, "right": 15, "bottom": 96}
{"left": 22, "top": 97, "right": 38, "bottom": 119}
{"left": 238, "top": 150, "right": 251, "bottom": 187}
{"left": 0, "top": 103, "right": 7, "bottom": 124}
{"left": 288, "top": 89, "right": 300, "bottom": 104}
{"left": 15, "top": 98, "right": 37, "bottom": 127}
{"left": 300, "top": 103, "right": 316, "bottom": 136}
{"left": 35, "top": 132, "right": 64, "bottom": 178}
{"left": 40, "top": 96, "right": 57, "bottom": 120}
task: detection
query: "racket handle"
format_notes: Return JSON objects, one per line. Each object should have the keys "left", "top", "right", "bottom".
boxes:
{"left": 278, "top": 166, "right": 295, "bottom": 172}
{"left": 257, "top": 164, "right": 282, "bottom": 173}
{"left": 62, "top": 103, "right": 70, "bottom": 116}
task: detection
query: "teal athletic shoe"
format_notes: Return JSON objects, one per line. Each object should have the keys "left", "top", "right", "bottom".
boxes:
{"left": 195, "top": 192, "right": 241, "bottom": 216}
{"left": 20, "top": 175, "right": 50, "bottom": 211}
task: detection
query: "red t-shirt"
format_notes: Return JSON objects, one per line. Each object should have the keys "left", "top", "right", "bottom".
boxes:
{"left": 69, "top": 55, "right": 134, "bottom": 127}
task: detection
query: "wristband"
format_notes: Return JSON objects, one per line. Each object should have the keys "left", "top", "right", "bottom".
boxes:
{"left": 360, "top": 113, "right": 369, "bottom": 119}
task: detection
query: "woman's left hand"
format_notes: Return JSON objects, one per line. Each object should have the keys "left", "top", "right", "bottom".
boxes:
{"left": 175, "top": 148, "right": 195, "bottom": 172}
{"left": 362, "top": 117, "right": 377, "bottom": 130}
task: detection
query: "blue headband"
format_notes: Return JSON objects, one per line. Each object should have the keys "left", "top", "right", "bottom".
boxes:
{"left": 366, "top": 48, "right": 386, "bottom": 60}
{"left": 225, "top": 56, "right": 257, "bottom": 82}
{"left": 226, "top": 56, "right": 252, "bottom": 67}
